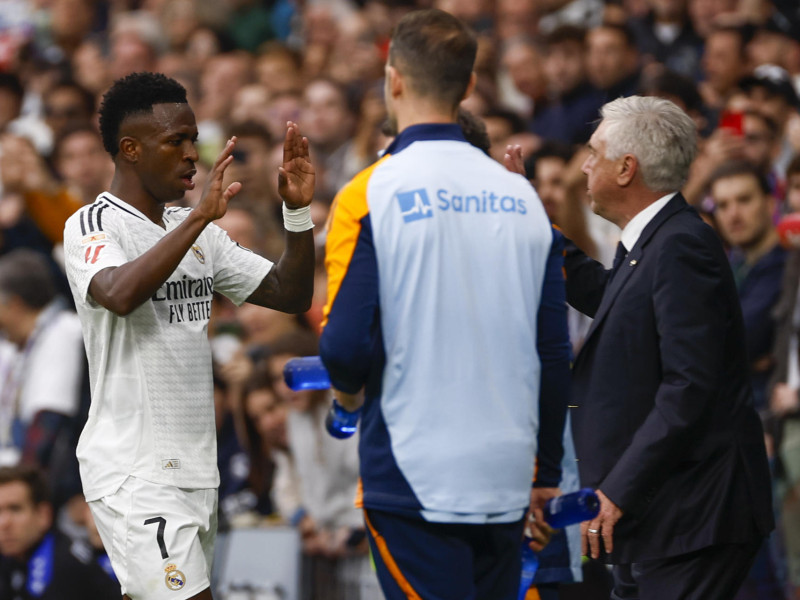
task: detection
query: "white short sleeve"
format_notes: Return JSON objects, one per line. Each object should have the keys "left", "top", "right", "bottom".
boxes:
{"left": 205, "top": 223, "right": 274, "bottom": 306}
{"left": 64, "top": 210, "right": 128, "bottom": 306}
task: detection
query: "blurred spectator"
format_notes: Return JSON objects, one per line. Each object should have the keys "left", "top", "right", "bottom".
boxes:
{"left": 688, "top": 0, "right": 738, "bottom": 39}
{"left": 537, "top": 0, "right": 605, "bottom": 34}
{"left": 535, "top": 24, "right": 603, "bottom": 145}
{"left": 196, "top": 50, "right": 255, "bottom": 162}
{"left": 214, "top": 361, "right": 272, "bottom": 527}
{"left": 499, "top": 36, "right": 548, "bottom": 119}
{"left": 264, "top": 331, "right": 373, "bottom": 597}
{"left": 255, "top": 43, "right": 304, "bottom": 97}
{"left": 0, "top": 133, "right": 84, "bottom": 248}
{"left": 0, "top": 465, "right": 118, "bottom": 599}
{"left": 37, "top": 0, "right": 102, "bottom": 66}
{"left": 51, "top": 122, "right": 113, "bottom": 206}
{"left": 226, "top": 0, "right": 274, "bottom": 53}
{"left": 69, "top": 39, "right": 111, "bottom": 98}
{"left": 41, "top": 80, "right": 95, "bottom": 145}
{"left": 525, "top": 141, "right": 596, "bottom": 354}
{"left": 221, "top": 120, "right": 286, "bottom": 261}
{"left": 158, "top": 0, "right": 202, "bottom": 54}
{"left": 0, "top": 72, "right": 25, "bottom": 134}
{"left": 585, "top": 22, "right": 641, "bottom": 103}
{"left": 710, "top": 161, "right": 786, "bottom": 411}
{"left": 739, "top": 64, "right": 800, "bottom": 178}
{"left": 741, "top": 110, "right": 785, "bottom": 202}
{"left": 628, "top": 0, "right": 703, "bottom": 79}
{"left": 699, "top": 24, "right": 750, "bottom": 114}
{"left": 747, "top": 14, "right": 800, "bottom": 76}
{"left": 495, "top": 0, "right": 538, "bottom": 42}
{"left": 108, "top": 10, "right": 165, "bottom": 80}
{"left": 327, "top": 12, "right": 386, "bottom": 87}
{"left": 301, "top": 77, "right": 363, "bottom": 204}
{"left": 0, "top": 250, "right": 84, "bottom": 505}
{"left": 482, "top": 108, "right": 527, "bottom": 163}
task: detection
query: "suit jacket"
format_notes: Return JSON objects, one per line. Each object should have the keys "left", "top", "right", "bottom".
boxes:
{"left": 566, "top": 193, "right": 773, "bottom": 563}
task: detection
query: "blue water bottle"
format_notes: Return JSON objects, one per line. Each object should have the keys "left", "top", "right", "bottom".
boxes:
{"left": 282, "top": 356, "right": 362, "bottom": 439}
{"left": 325, "top": 398, "right": 362, "bottom": 439}
{"left": 518, "top": 488, "right": 600, "bottom": 600}
{"left": 542, "top": 487, "right": 600, "bottom": 529}
{"left": 283, "top": 356, "right": 331, "bottom": 390}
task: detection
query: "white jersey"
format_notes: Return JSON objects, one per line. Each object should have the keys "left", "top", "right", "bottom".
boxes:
{"left": 64, "top": 193, "right": 273, "bottom": 501}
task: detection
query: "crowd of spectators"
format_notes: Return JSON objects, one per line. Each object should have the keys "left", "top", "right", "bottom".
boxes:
{"left": 1, "top": 0, "right": 800, "bottom": 598}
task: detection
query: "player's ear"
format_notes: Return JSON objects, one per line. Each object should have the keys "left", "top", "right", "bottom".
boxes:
{"left": 462, "top": 71, "right": 477, "bottom": 102}
{"left": 118, "top": 136, "right": 140, "bottom": 163}
{"left": 386, "top": 65, "right": 403, "bottom": 100}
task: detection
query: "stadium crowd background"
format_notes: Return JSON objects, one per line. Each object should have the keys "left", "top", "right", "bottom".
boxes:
{"left": 1, "top": 0, "right": 800, "bottom": 598}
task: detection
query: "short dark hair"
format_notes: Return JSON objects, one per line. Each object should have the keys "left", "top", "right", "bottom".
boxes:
{"left": 593, "top": 22, "right": 637, "bottom": 49}
{"left": 389, "top": 9, "right": 477, "bottom": 111}
{"left": 227, "top": 120, "right": 273, "bottom": 146}
{"left": 53, "top": 121, "right": 102, "bottom": 161}
{"left": 640, "top": 69, "right": 702, "bottom": 114}
{"left": 708, "top": 24, "right": 752, "bottom": 58}
{"left": 483, "top": 108, "right": 526, "bottom": 135}
{"left": 99, "top": 72, "right": 188, "bottom": 157}
{"left": 524, "top": 141, "right": 575, "bottom": 180}
{"left": 545, "top": 25, "right": 587, "bottom": 49}
{"left": 708, "top": 160, "right": 770, "bottom": 196}
{"left": 44, "top": 79, "right": 96, "bottom": 119}
{"left": 0, "top": 72, "right": 24, "bottom": 101}
{"left": 305, "top": 76, "right": 361, "bottom": 117}
{"left": 0, "top": 249, "right": 57, "bottom": 309}
{"left": 0, "top": 465, "right": 51, "bottom": 506}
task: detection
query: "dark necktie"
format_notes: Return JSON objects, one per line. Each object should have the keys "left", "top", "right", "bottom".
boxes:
{"left": 610, "top": 241, "right": 627, "bottom": 280}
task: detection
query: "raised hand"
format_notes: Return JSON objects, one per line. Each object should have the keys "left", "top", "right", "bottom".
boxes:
{"left": 196, "top": 137, "right": 242, "bottom": 223}
{"left": 503, "top": 144, "right": 525, "bottom": 176}
{"left": 278, "top": 121, "right": 315, "bottom": 209}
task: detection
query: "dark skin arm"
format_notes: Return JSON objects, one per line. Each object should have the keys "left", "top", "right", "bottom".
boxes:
{"left": 90, "top": 122, "right": 315, "bottom": 315}
{"left": 245, "top": 121, "right": 315, "bottom": 313}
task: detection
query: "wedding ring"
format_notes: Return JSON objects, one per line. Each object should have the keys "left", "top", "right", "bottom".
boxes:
{"left": 588, "top": 528, "right": 600, "bottom": 534}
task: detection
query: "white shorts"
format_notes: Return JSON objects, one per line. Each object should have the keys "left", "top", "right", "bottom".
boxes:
{"left": 89, "top": 476, "right": 218, "bottom": 600}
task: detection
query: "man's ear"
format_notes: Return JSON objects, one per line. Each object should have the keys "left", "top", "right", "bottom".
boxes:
{"left": 387, "top": 65, "right": 403, "bottom": 100}
{"left": 462, "top": 71, "right": 477, "bottom": 102}
{"left": 617, "top": 154, "right": 637, "bottom": 187}
{"left": 119, "top": 136, "right": 140, "bottom": 163}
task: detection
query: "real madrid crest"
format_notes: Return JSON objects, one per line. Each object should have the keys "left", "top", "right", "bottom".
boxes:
{"left": 164, "top": 563, "right": 186, "bottom": 591}
{"left": 192, "top": 244, "right": 205, "bottom": 264}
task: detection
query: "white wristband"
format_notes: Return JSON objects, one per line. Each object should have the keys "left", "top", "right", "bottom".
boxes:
{"left": 282, "top": 203, "right": 314, "bottom": 232}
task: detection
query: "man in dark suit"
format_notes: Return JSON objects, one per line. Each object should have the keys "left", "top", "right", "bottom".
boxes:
{"left": 566, "top": 95, "right": 774, "bottom": 599}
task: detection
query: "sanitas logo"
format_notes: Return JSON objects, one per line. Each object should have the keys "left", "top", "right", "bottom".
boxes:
{"left": 397, "top": 189, "right": 433, "bottom": 223}
{"left": 437, "top": 189, "right": 527, "bottom": 214}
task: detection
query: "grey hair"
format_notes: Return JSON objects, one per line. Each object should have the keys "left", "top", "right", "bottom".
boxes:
{"left": 599, "top": 96, "right": 697, "bottom": 193}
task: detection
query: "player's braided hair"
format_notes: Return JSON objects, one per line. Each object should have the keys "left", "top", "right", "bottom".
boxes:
{"left": 99, "top": 72, "right": 187, "bottom": 157}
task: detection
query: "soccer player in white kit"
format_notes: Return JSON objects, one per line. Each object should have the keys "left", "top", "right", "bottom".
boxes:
{"left": 63, "top": 72, "right": 316, "bottom": 600}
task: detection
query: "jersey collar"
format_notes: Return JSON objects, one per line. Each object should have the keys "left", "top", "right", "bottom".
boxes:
{"left": 385, "top": 123, "right": 466, "bottom": 155}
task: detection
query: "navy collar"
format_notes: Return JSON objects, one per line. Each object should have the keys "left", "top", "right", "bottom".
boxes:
{"left": 385, "top": 123, "right": 466, "bottom": 155}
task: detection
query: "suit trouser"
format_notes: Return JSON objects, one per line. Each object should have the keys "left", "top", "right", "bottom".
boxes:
{"left": 611, "top": 541, "right": 762, "bottom": 600}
